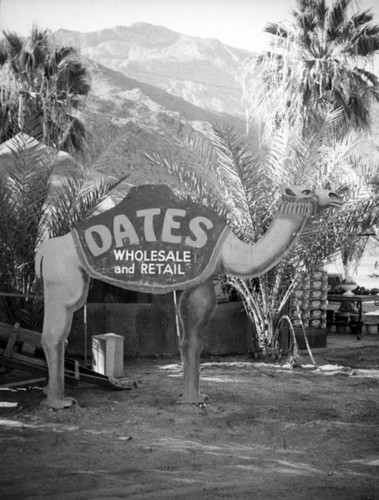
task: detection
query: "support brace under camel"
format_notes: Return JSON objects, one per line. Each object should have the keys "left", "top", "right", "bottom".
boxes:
{"left": 35, "top": 184, "right": 342, "bottom": 409}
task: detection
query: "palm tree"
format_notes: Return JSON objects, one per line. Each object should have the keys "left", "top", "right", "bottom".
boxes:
{"left": 151, "top": 1, "right": 379, "bottom": 360}
{"left": 243, "top": 0, "right": 379, "bottom": 138}
{"left": 149, "top": 120, "right": 379, "bottom": 358}
{"left": 0, "top": 27, "right": 90, "bottom": 151}
{"left": 239, "top": 1, "right": 379, "bottom": 351}
{"left": 0, "top": 131, "right": 128, "bottom": 329}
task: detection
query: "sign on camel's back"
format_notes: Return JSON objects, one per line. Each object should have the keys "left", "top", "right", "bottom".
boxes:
{"left": 36, "top": 184, "right": 343, "bottom": 408}
{"left": 72, "top": 184, "right": 229, "bottom": 293}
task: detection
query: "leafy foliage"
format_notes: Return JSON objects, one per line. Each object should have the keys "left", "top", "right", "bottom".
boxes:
{"left": 242, "top": 0, "right": 379, "bottom": 139}
{"left": 0, "top": 132, "right": 128, "bottom": 329}
{"left": 232, "top": 0, "right": 379, "bottom": 357}
{"left": 152, "top": 114, "right": 379, "bottom": 359}
{"left": 0, "top": 133, "right": 54, "bottom": 295}
{"left": 0, "top": 26, "right": 91, "bottom": 151}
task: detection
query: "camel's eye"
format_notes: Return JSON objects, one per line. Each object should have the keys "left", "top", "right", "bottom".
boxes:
{"left": 301, "top": 189, "right": 312, "bottom": 195}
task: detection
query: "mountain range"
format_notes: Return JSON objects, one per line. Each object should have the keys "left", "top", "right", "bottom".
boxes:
{"left": 54, "top": 23, "right": 250, "bottom": 117}
{"left": 52, "top": 23, "right": 251, "bottom": 187}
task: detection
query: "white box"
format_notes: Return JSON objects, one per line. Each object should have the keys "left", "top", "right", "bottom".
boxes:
{"left": 92, "top": 333, "right": 124, "bottom": 378}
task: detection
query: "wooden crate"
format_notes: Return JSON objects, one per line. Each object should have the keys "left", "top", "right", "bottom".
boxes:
{"left": 92, "top": 333, "right": 124, "bottom": 378}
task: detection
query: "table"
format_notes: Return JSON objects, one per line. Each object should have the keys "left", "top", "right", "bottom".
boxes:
{"left": 327, "top": 294, "right": 379, "bottom": 323}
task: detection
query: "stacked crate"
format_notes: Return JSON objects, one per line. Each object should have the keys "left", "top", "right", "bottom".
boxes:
{"left": 290, "top": 269, "right": 328, "bottom": 329}
{"left": 290, "top": 287, "right": 310, "bottom": 328}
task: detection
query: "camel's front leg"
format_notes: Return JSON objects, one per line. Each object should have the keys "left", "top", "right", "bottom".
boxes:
{"left": 41, "top": 304, "right": 75, "bottom": 409}
{"left": 177, "top": 280, "right": 217, "bottom": 404}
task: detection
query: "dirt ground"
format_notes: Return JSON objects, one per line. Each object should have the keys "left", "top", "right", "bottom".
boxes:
{"left": 1, "top": 332, "right": 379, "bottom": 500}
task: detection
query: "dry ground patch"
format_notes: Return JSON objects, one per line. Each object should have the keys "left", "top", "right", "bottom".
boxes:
{"left": 0, "top": 337, "right": 378, "bottom": 499}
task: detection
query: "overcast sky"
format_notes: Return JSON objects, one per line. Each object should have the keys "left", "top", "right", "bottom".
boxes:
{"left": 1, "top": 0, "right": 379, "bottom": 53}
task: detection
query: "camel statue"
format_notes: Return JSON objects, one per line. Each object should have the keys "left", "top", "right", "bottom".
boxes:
{"left": 35, "top": 184, "right": 342, "bottom": 408}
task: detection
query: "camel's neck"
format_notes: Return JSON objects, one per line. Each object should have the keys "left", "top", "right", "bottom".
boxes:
{"left": 220, "top": 200, "right": 314, "bottom": 277}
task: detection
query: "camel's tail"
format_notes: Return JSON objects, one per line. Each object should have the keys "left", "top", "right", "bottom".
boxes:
{"left": 33, "top": 243, "right": 45, "bottom": 292}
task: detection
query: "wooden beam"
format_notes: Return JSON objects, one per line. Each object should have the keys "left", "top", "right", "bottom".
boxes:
{"left": 0, "top": 377, "right": 46, "bottom": 389}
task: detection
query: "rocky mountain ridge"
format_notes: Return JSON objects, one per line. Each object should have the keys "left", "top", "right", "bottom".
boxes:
{"left": 53, "top": 23, "right": 251, "bottom": 116}
{"left": 78, "top": 57, "right": 247, "bottom": 189}
{"left": 50, "top": 22, "right": 251, "bottom": 188}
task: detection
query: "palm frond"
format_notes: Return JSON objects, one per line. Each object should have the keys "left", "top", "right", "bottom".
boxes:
{"left": 0, "top": 128, "right": 128, "bottom": 325}
{"left": 47, "top": 171, "right": 127, "bottom": 236}
{"left": 0, "top": 134, "right": 55, "bottom": 294}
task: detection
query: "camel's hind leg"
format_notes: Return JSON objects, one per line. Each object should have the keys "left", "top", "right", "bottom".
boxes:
{"left": 38, "top": 235, "right": 89, "bottom": 408}
{"left": 177, "top": 279, "right": 217, "bottom": 404}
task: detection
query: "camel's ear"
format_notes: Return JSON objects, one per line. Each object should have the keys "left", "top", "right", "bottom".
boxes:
{"left": 285, "top": 188, "right": 297, "bottom": 197}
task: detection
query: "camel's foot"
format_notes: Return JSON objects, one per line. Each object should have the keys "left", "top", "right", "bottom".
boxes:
{"left": 176, "top": 393, "right": 209, "bottom": 407}
{"left": 41, "top": 395, "right": 77, "bottom": 409}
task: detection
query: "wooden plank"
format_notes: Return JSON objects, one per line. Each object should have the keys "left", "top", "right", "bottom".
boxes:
{"left": 3, "top": 331, "right": 19, "bottom": 358}
{"left": 0, "top": 377, "right": 46, "bottom": 389}
{"left": 3, "top": 324, "right": 20, "bottom": 358}
{"left": 0, "top": 347, "right": 47, "bottom": 367}
{"left": 0, "top": 323, "right": 42, "bottom": 347}
{"left": 0, "top": 354, "right": 133, "bottom": 390}
{"left": 0, "top": 356, "right": 78, "bottom": 386}
{"left": 0, "top": 292, "right": 43, "bottom": 299}
{"left": 21, "top": 342, "right": 36, "bottom": 356}
{"left": 0, "top": 321, "right": 41, "bottom": 335}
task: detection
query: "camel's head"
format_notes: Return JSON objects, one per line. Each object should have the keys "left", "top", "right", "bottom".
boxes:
{"left": 280, "top": 186, "right": 343, "bottom": 216}
{"left": 312, "top": 189, "right": 344, "bottom": 212}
